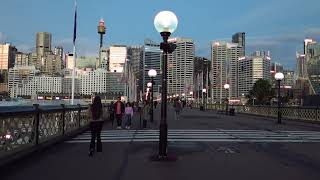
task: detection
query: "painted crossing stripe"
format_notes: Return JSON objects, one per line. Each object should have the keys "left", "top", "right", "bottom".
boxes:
{"left": 65, "top": 129, "right": 320, "bottom": 143}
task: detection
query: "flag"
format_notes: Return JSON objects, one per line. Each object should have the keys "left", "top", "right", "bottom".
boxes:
{"left": 73, "top": 0, "right": 77, "bottom": 45}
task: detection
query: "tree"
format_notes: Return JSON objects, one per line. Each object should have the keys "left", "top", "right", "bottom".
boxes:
{"left": 247, "top": 79, "right": 274, "bottom": 105}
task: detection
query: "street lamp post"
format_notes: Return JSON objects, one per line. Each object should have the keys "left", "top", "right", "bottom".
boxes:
{"left": 202, "top": 88, "right": 206, "bottom": 110}
{"left": 148, "top": 69, "right": 157, "bottom": 122}
{"left": 224, "top": 84, "right": 230, "bottom": 115}
{"left": 275, "top": 72, "right": 284, "bottom": 124}
{"left": 189, "top": 91, "right": 193, "bottom": 108}
{"left": 154, "top": 10, "right": 178, "bottom": 159}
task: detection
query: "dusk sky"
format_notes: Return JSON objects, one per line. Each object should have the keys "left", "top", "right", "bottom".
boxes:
{"left": 0, "top": 0, "right": 319, "bottom": 69}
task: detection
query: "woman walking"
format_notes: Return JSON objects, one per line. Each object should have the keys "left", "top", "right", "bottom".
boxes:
{"left": 142, "top": 101, "right": 150, "bottom": 129}
{"left": 174, "top": 99, "right": 182, "bottom": 120}
{"left": 88, "top": 96, "right": 104, "bottom": 157}
{"left": 124, "top": 102, "right": 133, "bottom": 129}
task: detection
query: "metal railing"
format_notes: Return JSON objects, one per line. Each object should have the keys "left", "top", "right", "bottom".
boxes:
{"left": 194, "top": 103, "right": 320, "bottom": 122}
{"left": 0, "top": 104, "right": 89, "bottom": 161}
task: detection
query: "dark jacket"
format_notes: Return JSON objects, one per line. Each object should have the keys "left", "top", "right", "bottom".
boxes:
{"left": 114, "top": 101, "right": 125, "bottom": 115}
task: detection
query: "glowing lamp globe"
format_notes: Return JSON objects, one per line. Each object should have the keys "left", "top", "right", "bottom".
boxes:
{"left": 275, "top": 72, "right": 284, "bottom": 81}
{"left": 224, "top": 84, "right": 230, "bottom": 90}
{"left": 154, "top": 11, "right": 178, "bottom": 33}
{"left": 147, "top": 82, "right": 152, "bottom": 87}
{"left": 202, "top": 89, "right": 207, "bottom": 93}
{"left": 190, "top": 91, "right": 193, "bottom": 95}
{"left": 148, "top": 69, "right": 157, "bottom": 77}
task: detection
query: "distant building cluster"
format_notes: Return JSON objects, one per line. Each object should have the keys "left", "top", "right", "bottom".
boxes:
{"left": 1, "top": 28, "right": 320, "bottom": 105}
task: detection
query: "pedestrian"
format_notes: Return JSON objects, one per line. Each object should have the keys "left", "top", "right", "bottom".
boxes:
{"left": 124, "top": 102, "right": 133, "bottom": 129}
{"left": 174, "top": 99, "right": 182, "bottom": 120}
{"left": 138, "top": 100, "right": 144, "bottom": 127}
{"left": 88, "top": 96, "right": 104, "bottom": 156}
{"left": 154, "top": 101, "right": 158, "bottom": 109}
{"left": 114, "top": 96, "right": 125, "bottom": 129}
{"left": 142, "top": 100, "right": 150, "bottom": 128}
{"left": 109, "top": 101, "right": 115, "bottom": 126}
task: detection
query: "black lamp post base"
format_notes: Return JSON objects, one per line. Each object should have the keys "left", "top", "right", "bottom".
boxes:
{"left": 150, "top": 154, "right": 178, "bottom": 162}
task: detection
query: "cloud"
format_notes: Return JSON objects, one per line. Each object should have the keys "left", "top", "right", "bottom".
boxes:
{"left": 16, "top": 44, "right": 34, "bottom": 52}
{"left": 247, "top": 28, "right": 320, "bottom": 48}
{"left": 55, "top": 37, "right": 98, "bottom": 57}
{"left": 195, "top": 27, "right": 320, "bottom": 70}
{"left": 245, "top": 28, "right": 320, "bottom": 70}
{"left": 195, "top": 42, "right": 211, "bottom": 58}
{"left": 304, "top": 28, "right": 320, "bottom": 37}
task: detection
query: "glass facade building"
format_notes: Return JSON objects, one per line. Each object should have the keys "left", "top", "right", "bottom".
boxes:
{"left": 306, "top": 42, "right": 320, "bottom": 95}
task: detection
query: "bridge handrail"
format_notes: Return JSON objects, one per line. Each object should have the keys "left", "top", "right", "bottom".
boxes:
{"left": 0, "top": 104, "right": 90, "bottom": 165}
{"left": 194, "top": 103, "right": 320, "bottom": 122}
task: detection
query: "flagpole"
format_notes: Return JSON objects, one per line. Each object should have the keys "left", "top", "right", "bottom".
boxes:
{"left": 71, "top": 0, "right": 77, "bottom": 105}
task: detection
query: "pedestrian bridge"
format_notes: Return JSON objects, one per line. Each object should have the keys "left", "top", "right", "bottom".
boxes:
{"left": 1, "top": 105, "right": 320, "bottom": 180}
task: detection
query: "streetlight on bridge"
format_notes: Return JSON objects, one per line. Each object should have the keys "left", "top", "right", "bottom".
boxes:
{"left": 275, "top": 72, "right": 284, "bottom": 124}
{"left": 224, "top": 83, "right": 230, "bottom": 115}
{"left": 154, "top": 10, "right": 178, "bottom": 160}
{"left": 148, "top": 69, "right": 157, "bottom": 122}
{"left": 202, "top": 88, "right": 206, "bottom": 110}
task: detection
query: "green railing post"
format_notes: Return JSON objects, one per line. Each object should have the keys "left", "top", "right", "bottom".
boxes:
{"left": 78, "top": 104, "right": 81, "bottom": 128}
{"left": 317, "top": 106, "right": 319, "bottom": 121}
{"left": 33, "top": 104, "right": 40, "bottom": 145}
{"left": 61, "top": 104, "right": 65, "bottom": 135}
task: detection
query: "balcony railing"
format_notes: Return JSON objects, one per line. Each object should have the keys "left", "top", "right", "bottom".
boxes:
{"left": 195, "top": 103, "right": 320, "bottom": 122}
{"left": 0, "top": 104, "right": 89, "bottom": 164}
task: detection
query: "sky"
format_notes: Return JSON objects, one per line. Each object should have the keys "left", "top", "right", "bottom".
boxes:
{"left": 0, "top": 0, "right": 320, "bottom": 70}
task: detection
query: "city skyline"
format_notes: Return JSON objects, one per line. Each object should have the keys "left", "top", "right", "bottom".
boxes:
{"left": 0, "top": 0, "right": 320, "bottom": 70}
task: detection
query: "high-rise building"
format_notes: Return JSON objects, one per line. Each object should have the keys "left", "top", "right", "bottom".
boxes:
{"left": 30, "top": 52, "right": 38, "bottom": 68}
{"left": 36, "top": 32, "right": 52, "bottom": 57}
{"left": 8, "top": 65, "right": 37, "bottom": 97}
{"left": 211, "top": 42, "right": 243, "bottom": 103}
{"left": 0, "top": 43, "right": 17, "bottom": 93}
{"left": 193, "top": 57, "right": 210, "bottom": 101}
{"left": 80, "top": 69, "right": 108, "bottom": 95}
{"left": 238, "top": 55, "right": 271, "bottom": 96}
{"left": 62, "top": 76, "right": 80, "bottom": 95}
{"left": 123, "top": 59, "right": 137, "bottom": 102}
{"left": 127, "top": 45, "right": 144, "bottom": 99}
{"left": 15, "top": 52, "right": 31, "bottom": 66}
{"left": 296, "top": 53, "right": 307, "bottom": 79}
{"left": 108, "top": 45, "right": 127, "bottom": 73}
{"left": 105, "top": 72, "right": 126, "bottom": 98}
{"left": 142, "top": 40, "right": 161, "bottom": 95}
{"left": 36, "top": 76, "right": 62, "bottom": 94}
{"left": 304, "top": 38, "right": 315, "bottom": 55}
{"left": 283, "top": 70, "right": 295, "bottom": 87}
{"left": 99, "top": 48, "right": 108, "bottom": 69}
{"left": 54, "top": 46, "right": 64, "bottom": 69}
{"left": 167, "top": 38, "right": 194, "bottom": 97}
{"left": 66, "top": 53, "right": 75, "bottom": 70}
{"left": 13, "top": 76, "right": 62, "bottom": 98}
{"left": 77, "top": 56, "right": 96, "bottom": 69}
{"left": 232, "top": 32, "right": 245, "bottom": 56}
{"left": 306, "top": 41, "right": 320, "bottom": 95}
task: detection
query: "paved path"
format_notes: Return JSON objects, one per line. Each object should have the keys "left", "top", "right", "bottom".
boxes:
{"left": 2, "top": 106, "right": 320, "bottom": 180}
